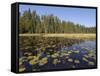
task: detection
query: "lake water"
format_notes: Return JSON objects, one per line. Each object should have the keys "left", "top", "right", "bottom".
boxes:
{"left": 19, "top": 37, "right": 96, "bottom": 72}
{"left": 37, "top": 40, "right": 96, "bottom": 71}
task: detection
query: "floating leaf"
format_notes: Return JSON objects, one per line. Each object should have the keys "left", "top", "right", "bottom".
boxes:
{"left": 88, "top": 52, "right": 94, "bottom": 57}
{"left": 27, "top": 56, "right": 34, "bottom": 60}
{"left": 68, "top": 58, "right": 73, "bottom": 62}
{"left": 29, "top": 59, "right": 38, "bottom": 65}
{"left": 19, "top": 56, "right": 27, "bottom": 62}
{"left": 68, "top": 51, "right": 72, "bottom": 54}
{"left": 74, "top": 59, "right": 80, "bottom": 64}
{"left": 29, "top": 56, "right": 39, "bottom": 65}
{"left": 51, "top": 53, "right": 59, "bottom": 58}
{"left": 74, "top": 50, "right": 79, "bottom": 53}
{"left": 24, "top": 52, "right": 32, "bottom": 56}
{"left": 83, "top": 55, "right": 89, "bottom": 58}
{"left": 38, "top": 57, "right": 48, "bottom": 66}
{"left": 19, "top": 67, "right": 26, "bottom": 72}
{"left": 88, "top": 61, "right": 94, "bottom": 65}
{"left": 19, "top": 62, "right": 22, "bottom": 65}
{"left": 19, "top": 56, "right": 26, "bottom": 61}
{"left": 84, "top": 48, "right": 89, "bottom": 51}
{"left": 53, "top": 59, "right": 60, "bottom": 65}
{"left": 47, "top": 55, "right": 50, "bottom": 57}
{"left": 82, "top": 57, "right": 88, "bottom": 62}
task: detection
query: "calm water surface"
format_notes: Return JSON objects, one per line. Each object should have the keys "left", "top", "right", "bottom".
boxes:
{"left": 19, "top": 37, "right": 96, "bottom": 72}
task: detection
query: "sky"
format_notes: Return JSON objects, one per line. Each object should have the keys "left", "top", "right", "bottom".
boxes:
{"left": 19, "top": 4, "right": 96, "bottom": 27}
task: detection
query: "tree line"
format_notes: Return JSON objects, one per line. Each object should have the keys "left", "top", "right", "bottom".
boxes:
{"left": 19, "top": 9, "right": 96, "bottom": 33}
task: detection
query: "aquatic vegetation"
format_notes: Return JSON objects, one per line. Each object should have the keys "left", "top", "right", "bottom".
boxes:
{"left": 24, "top": 52, "right": 32, "bottom": 56}
{"left": 19, "top": 67, "right": 26, "bottom": 72}
{"left": 19, "top": 62, "right": 22, "bottom": 65}
{"left": 68, "top": 58, "right": 73, "bottom": 62}
{"left": 84, "top": 47, "right": 89, "bottom": 51}
{"left": 47, "top": 55, "right": 51, "bottom": 57}
{"left": 60, "top": 52, "right": 70, "bottom": 57}
{"left": 88, "top": 61, "right": 94, "bottom": 65}
{"left": 19, "top": 56, "right": 27, "bottom": 63}
{"left": 19, "top": 56, "right": 27, "bottom": 61}
{"left": 82, "top": 57, "right": 88, "bottom": 62}
{"left": 52, "top": 45, "right": 56, "bottom": 48}
{"left": 19, "top": 65, "right": 26, "bottom": 72}
{"left": 60, "top": 50, "right": 70, "bottom": 57}
{"left": 51, "top": 53, "right": 59, "bottom": 58}
{"left": 93, "top": 56, "right": 96, "bottom": 60}
{"left": 53, "top": 59, "right": 59, "bottom": 65}
{"left": 29, "top": 59, "right": 38, "bottom": 65}
{"left": 74, "top": 59, "right": 80, "bottom": 64}
{"left": 73, "top": 47, "right": 76, "bottom": 50}
{"left": 74, "top": 50, "right": 79, "bottom": 54}
{"left": 29, "top": 56, "right": 39, "bottom": 65}
{"left": 19, "top": 36, "right": 96, "bottom": 72}
{"left": 68, "top": 51, "right": 72, "bottom": 54}
{"left": 27, "top": 56, "right": 34, "bottom": 60}
{"left": 83, "top": 55, "right": 89, "bottom": 58}
{"left": 65, "top": 56, "right": 69, "bottom": 59}
{"left": 24, "top": 46, "right": 31, "bottom": 50}
{"left": 88, "top": 51, "right": 95, "bottom": 57}
{"left": 38, "top": 57, "right": 48, "bottom": 66}
{"left": 47, "top": 45, "right": 51, "bottom": 48}
{"left": 40, "top": 47, "right": 45, "bottom": 51}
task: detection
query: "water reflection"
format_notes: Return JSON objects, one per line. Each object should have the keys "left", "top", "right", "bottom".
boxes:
{"left": 19, "top": 37, "right": 96, "bottom": 72}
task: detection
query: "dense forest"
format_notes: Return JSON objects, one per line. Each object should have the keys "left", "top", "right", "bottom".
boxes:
{"left": 19, "top": 9, "right": 96, "bottom": 33}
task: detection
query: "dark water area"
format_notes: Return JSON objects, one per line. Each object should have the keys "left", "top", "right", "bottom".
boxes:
{"left": 19, "top": 37, "right": 96, "bottom": 72}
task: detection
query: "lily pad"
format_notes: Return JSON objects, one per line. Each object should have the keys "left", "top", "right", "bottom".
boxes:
{"left": 74, "top": 50, "right": 79, "bottom": 54}
{"left": 29, "top": 56, "right": 39, "bottom": 65}
{"left": 29, "top": 59, "right": 38, "bottom": 65}
{"left": 68, "top": 58, "right": 73, "bottom": 62}
{"left": 38, "top": 57, "right": 48, "bottom": 66}
{"left": 53, "top": 59, "right": 60, "bottom": 65}
{"left": 82, "top": 57, "right": 88, "bottom": 62}
{"left": 74, "top": 59, "right": 80, "bottom": 64}
{"left": 51, "top": 53, "right": 59, "bottom": 58}
{"left": 88, "top": 61, "right": 94, "bottom": 65}
{"left": 27, "top": 56, "right": 34, "bottom": 60}
{"left": 19, "top": 67, "right": 26, "bottom": 72}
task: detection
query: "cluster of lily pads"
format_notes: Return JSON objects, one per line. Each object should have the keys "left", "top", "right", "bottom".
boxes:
{"left": 19, "top": 37, "right": 96, "bottom": 72}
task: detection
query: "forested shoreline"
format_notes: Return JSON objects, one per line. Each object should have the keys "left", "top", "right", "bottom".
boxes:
{"left": 19, "top": 9, "right": 96, "bottom": 34}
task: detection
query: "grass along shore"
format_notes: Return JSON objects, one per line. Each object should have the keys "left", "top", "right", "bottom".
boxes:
{"left": 19, "top": 33, "right": 96, "bottom": 39}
